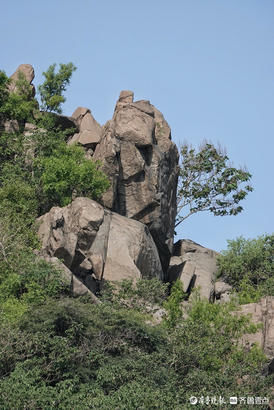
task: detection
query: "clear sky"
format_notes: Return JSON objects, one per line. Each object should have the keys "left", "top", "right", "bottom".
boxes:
{"left": 1, "top": 0, "right": 273, "bottom": 252}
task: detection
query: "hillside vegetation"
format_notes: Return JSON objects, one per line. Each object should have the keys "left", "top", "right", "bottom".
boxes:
{"left": 0, "top": 65, "right": 273, "bottom": 409}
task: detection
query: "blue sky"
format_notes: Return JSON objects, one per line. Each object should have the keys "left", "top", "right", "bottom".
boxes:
{"left": 1, "top": 0, "right": 273, "bottom": 252}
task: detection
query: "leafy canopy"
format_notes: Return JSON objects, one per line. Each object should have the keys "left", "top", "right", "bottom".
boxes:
{"left": 217, "top": 234, "right": 274, "bottom": 302}
{"left": 176, "top": 142, "right": 253, "bottom": 227}
{"left": 38, "top": 62, "right": 76, "bottom": 113}
{"left": 36, "top": 142, "right": 110, "bottom": 209}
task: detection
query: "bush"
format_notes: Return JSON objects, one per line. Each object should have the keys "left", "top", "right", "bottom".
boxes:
{"left": 99, "top": 278, "right": 169, "bottom": 312}
{"left": 217, "top": 235, "right": 274, "bottom": 299}
{"left": 35, "top": 142, "right": 110, "bottom": 211}
{"left": 163, "top": 279, "right": 186, "bottom": 328}
{"left": 0, "top": 294, "right": 272, "bottom": 409}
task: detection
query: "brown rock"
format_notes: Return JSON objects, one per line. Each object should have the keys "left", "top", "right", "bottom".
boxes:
{"left": 239, "top": 297, "right": 274, "bottom": 359}
{"left": 42, "top": 256, "right": 100, "bottom": 303}
{"left": 69, "top": 107, "right": 102, "bottom": 148}
{"left": 9, "top": 64, "right": 35, "bottom": 96}
{"left": 1, "top": 120, "right": 19, "bottom": 133}
{"left": 214, "top": 281, "right": 232, "bottom": 302}
{"left": 37, "top": 197, "right": 163, "bottom": 290}
{"left": 93, "top": 91, "right": 179, "bottom": 273}
{"left": 168, "top": 239, "right": 219, "bottom": 300}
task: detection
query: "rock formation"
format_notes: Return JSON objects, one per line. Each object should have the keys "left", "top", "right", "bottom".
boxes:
{"left": 239, "top": 297, "right": 274, "bottom": 361}
{"left": 37, "top": 197, "right": 163, "bottom": 290}
{"left": 9, "top": 63, "right": 35, "bottom": 96}
{"left": 93, "top": 91, "right": 179, "bottom": 273}
{"left": 68, "top": 107, "right": 102, "bottom": 152}
{"left": 168, "top": 239, "right": 219, "bottom": 300}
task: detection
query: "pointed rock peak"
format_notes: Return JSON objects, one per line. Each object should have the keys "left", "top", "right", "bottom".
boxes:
{"left": 71, "top": 107, "right": 91, "bottom": 123}
{"left": 10, "top": 64, "right": 35, "bottom": 84}
{"left": 9, "top": 64, "right": 35, "bottom": 95}
{"left": 118, "top": 90, "right": 134, "bottom": 104}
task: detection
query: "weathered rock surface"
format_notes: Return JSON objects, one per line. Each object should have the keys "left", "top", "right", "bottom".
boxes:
{"left": 214, "top": 280, "right": 232, "bottom": 303}
{"left": 93, "top": 91, "right": 179, "bottom": 273}
{"left": 68, "top": 107, "right": 102, "bottom": 149}
{"left": 37, "top": 197, "right": 163, "bottom": 290}
{"left": 9, "top": 64, "right": 35, "bottom": 96}
{"left": 168, "top": 239, "right": 219, "bottom": 299}
{"left": 0, "top": 119, "right": 19, "bottom": 133}
{"left": 239, "top": 297, "right": 274, "bottom": 360}
{"left": 42, "top": 256, "right": 100, "bottom": 303}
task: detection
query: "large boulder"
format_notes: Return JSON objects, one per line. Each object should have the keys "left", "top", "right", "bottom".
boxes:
{"left": 168, "top": 239, "right": 219, "bottom": 300}
{"left": 68, "top": 107, "right": 102, "bottom": 151}
{"left": 42, "top": 256, "right": 100, "bottom": 303}
{"left": 9, "top": 64, "right": 35, "bottom": 96}
{"left": 93, "top": 91, "right": 179, "bottom": 273}
{"left": 37, "top": 197, "right": 163, "bottom": 291}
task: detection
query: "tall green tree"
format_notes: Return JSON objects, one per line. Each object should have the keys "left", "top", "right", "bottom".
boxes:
{"left": 38, "top": 62, "right": 76, "bottom": 114}
{"left": 176, "top": 142, "right": 253, "bottom": 227}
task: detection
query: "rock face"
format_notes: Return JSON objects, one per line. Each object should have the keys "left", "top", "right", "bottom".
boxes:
{"left": 42, "top": 256, "right": 100, "bottom": 303}
{"left": 168, "top": 239, "right": 218, "bottom": 300}
{"left": 37, "top": 197, "right": 163, "bottom": 290}
{"left": 93, "top": 91, "right": 179, "bottom": 273}
{"left": 214, "top": 281, "right": 232, "bottom": 303}
{"left": 9, "top": 64, "right": 35, "bottom": 96}
{"left": 68, "top": 107, "right": 102, "bottom": 151}
{"left": 239, "top": 297, "right": 274, "bottom": 361}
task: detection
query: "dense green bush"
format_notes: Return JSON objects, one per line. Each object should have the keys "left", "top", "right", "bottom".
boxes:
{"left": 163, "top": 279, "right": 186, "bottom": 328}
{"left": 0, "top": 293, "right": 272, "bottom": 409}
{"left": 217, "top": 235, "right": 274, "bottom": 302}
{"left": 100, "top": 278, "right": 168, "bottom": 311}
{"left": 35, "top": 142, "right": 110, "bottom": 210}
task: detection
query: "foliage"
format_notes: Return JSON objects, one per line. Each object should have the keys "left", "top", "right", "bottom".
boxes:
{"left": 163, "top": 279, "right": 186, "bottom": 328}
{"left": 100, "top": 278, "right": 169, "bottom": 311}
{"left": 0, "top": 71, "right": 10, "bottom": 118}
{"left": 0, "top": 214, "right": 68, "bottom": 324}
{"left": 0, "top": 71, "right": 37, "bottom": 124}
{"left": 0, "top": 293, "right": 272, "bottom": 409}
{"left": 217, "top": 235, "right": 274, "bottom": 301}
{"left": 38, "top": 63, "right": 76, "bottom": 113}
{"left": 176, "top": 142, "right": 253, "bottom": 227}
{"left": 35, "top": 142, "right": 110, "bottom": 210}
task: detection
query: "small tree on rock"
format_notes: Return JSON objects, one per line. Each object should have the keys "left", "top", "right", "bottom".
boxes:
{"left": 38, "top": 63, "right": 76, "bottom": 114}
{"left": 176, "top": 142, "right": 253, "bottom": 227}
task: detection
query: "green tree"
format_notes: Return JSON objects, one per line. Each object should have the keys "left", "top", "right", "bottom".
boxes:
{"left": 163, "top": 279, "right": 186, "bottom": 328}
{"left": 217, "top": 234, "right": 274, "bottom": 299}
{"left": 0, "top": 71, "right": 10, "bottom": 117}
{"left": 35, "top": 142, "right": 110, "bottom": 210}
{"left": 176, "top": 142, "right": 253, "bottom": 227}
{"left": 38, "top": 63, "right": 76, "bottom": 113}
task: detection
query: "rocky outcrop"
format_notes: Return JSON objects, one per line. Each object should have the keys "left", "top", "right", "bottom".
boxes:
{"left": 9, "top": 64, "right": 35, "bottom": 96}
{"left": 37, "top": 197, "right": 163, "bottom": 291}
{"left": 42, "top": 256, "right": 100, "bottom": 303}
{"left": 68, "top": 107, "right": 102, "bottom": 152}
{"left": 93, "top": 91, "right": 179, "bottom": 273}
{"left": 214, "top": 281, "right": 232, "bottom": 303}
{"left": 168, "top": 239, "right": 219, "bottom": 300}
{"left": 239, "top": 297, "right": 274, "bottom": 361}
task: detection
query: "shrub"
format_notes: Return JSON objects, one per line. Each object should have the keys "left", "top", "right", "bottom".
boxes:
{"left": 35, "top": 143, "right": 110, "bottom": 211}
{"left": 163, "top": 279, "right": 186, "bottom": 328}
{"left": 217, "top": 235, "right": 274, "bottom": 299}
